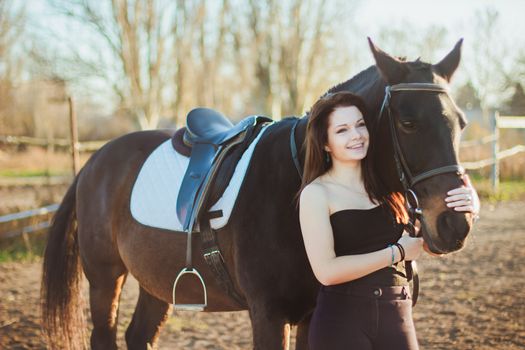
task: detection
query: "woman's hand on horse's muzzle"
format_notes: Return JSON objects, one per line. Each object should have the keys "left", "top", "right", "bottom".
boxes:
{"left": 444, "top": 174, "right": 480, "bottom": 218}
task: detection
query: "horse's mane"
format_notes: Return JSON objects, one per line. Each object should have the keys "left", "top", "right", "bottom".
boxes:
{"left": 411, "top": 58, "right": 433, "bottom": 71}
{"left": 300, "top": 65, "right": 382, "bottom": 119}
{"left": 301, "top": 58, "right": 435, "bottom": 120}
{"left": 325, "top": 57, "right": 433, "bottom": 94}
{"left": 324, "top": 65, "right": 379, "bottom": 96}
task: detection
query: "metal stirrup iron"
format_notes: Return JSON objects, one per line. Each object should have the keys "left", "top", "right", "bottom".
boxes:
{"left": 172, "top": 206, "right": 208, "bottom": 311}
{"left": 172, "top": 267, "right": 208, "bottom": 311}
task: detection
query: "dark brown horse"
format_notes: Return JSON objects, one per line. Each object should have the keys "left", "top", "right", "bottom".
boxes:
{"left": 41, "top": 39, "right": 474, "bottom": 349}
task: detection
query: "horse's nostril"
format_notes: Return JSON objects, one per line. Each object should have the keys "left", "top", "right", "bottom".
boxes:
{"left": 437, "top": 211, "right": 470, "bottom": 245}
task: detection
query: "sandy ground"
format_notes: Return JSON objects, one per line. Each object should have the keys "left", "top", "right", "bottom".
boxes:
{"left": 0, "top": 200, "right": 524, "bottom": 349}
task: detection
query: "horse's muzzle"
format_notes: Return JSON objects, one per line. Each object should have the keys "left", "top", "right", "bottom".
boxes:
{"left": 433, "top": 210, "right": 471, "bottom": 253}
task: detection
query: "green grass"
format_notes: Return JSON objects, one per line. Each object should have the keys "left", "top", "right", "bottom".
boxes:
{"left": 0, "top": 231, "right": 46, "bottom": 263}
{"left": 0, "top": 248, "right": 41, "bottom": 263}
{"left": 0, "top": 169, "right": 70, "bottom": 177}
{"left": 469, "top": 175, "right": 525, "bottom": 202}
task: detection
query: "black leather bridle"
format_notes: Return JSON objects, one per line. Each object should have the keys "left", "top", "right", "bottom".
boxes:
{"left": 378, "top": 82, "right": 466, "bottom": 306}
{"left": 378, "top": 83, "right": 465, "bottom": 191}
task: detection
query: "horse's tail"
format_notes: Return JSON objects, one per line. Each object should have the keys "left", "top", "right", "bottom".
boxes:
{"left": 41, "top": 174, "right": 87, "bottom": 349}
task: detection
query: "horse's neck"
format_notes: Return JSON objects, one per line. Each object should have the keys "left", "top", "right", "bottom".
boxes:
{"left": 317, "top": 66, "right": 399, "bottom": 191}
{"left": 331, "top": 65, "right": 386, "bottom": 117}
{"left": 295, "top": 65, "right": 387, "bottom": 146}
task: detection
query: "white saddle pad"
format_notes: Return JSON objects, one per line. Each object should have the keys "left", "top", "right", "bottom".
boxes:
{"left": 130, "top": 125, "right": 271, "bottom": 232}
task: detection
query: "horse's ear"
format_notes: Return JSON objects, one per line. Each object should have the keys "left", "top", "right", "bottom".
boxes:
{"left": 367, "top": 37, "right": 409, "bottom": 85}
{"left": 433, "top": 39, "right": 463, "bottom": 82}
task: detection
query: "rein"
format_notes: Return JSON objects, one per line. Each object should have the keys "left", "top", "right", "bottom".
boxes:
{"left": 290, "top": 118, "right": 303, "bottom": 180}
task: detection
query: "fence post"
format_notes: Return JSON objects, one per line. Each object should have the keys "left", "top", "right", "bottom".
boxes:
{"left": 491, "top": 111, "right": 500, "bottom": 193}
{"left": 68, "top": 96, "right": 80, "bottom": 175}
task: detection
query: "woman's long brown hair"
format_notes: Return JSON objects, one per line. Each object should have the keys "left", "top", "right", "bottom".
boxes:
{"left": 297, "top": 91, "right": 408, "bottom": 224}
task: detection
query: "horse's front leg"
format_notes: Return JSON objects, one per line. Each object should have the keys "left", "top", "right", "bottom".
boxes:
{"left": 294, "top": 312, "right": 312, "bottom": 350}
{"left": 248, "top": 301, "right": 290, "bottom": 350}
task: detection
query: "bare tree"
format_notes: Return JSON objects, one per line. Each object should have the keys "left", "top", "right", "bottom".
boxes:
{"left": 36, "top": 0, "right": 360, "bottom": 129}
{"left": 0, "top": 0, "right": 25, "bottom": 66}
{"left": 171, "top": 0, "right": 234, "bottom": 123}
{"left": 0, "top": 0, "right": 27, "bottom": 134}
{"left": 279, "top": 0, "right": 327, "bottom": 116}
{"left": 466, "top": 7, "right": 512, "bottom": 122}
{"left": 240, "top": 0, "right": 358, "bottom": 119}
{"left": 377, "top": 22, "right": 449, "bottom": 63}
{"left": 507, "top": 49, "right": 525, "bottom": 94}
{"left": 47, "top": 0, "right": 173, "bottom": 130}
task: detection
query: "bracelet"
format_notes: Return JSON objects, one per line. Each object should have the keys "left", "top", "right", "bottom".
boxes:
{"left": 387, "top": 244, "right": 395, "bottom": 266}
{"left": 394, "top": 243, "right": 406, "bottom": 262}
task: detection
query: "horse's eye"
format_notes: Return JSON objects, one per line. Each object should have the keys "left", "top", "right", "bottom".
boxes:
{"left": 401, "top": 120, "right": 416, "bottom": 130}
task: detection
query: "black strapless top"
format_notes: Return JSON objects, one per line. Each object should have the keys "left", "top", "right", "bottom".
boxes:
{"left": 329, "top": 202, "right": 408, "bottom": 286}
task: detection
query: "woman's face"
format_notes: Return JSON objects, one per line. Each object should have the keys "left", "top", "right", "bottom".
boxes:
{"left": 324, "top": 105, "right": 369, "bottom": 162}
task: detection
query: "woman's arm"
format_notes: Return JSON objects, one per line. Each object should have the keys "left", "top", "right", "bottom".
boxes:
{"left": 299, "top": 184, "right": 421, "bottom": 286}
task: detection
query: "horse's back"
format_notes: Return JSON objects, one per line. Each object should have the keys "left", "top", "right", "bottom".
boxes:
{"left": 75, "top": 130, "right": 173, "bottom": 270}
{"left": 79, "top": 129, "right": 172, "bottom": 186}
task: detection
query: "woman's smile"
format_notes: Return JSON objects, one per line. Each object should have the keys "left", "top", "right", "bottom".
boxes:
{"left": 347, "top": 142, "right": 365, "bottom": 150}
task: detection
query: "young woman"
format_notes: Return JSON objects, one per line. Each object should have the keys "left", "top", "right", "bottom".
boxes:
{"left": 298, "top": 92, "right": 480, "bottom": 349}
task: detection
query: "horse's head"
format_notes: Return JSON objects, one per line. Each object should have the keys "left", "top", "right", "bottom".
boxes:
{"left": 368, "top": 38, "right": 472, "bottom": 254}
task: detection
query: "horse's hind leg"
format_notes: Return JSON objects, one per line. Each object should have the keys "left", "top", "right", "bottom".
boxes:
{"left": 87, "top": 269, "right": 128, "bottom": 350}
{"left": 125, "top": 286, "right": 171, "bottom": 350}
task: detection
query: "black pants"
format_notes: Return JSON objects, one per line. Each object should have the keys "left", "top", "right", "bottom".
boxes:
{"left": 308, "top": 284, "right": 419, "bottom": 350}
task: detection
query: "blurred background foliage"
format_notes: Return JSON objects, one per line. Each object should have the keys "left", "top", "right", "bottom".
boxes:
{"left": 0, "top": 0, "right": 523, "bottom": 180}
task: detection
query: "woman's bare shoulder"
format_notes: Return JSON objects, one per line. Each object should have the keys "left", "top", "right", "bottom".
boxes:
{"left": 300, "top": 178, "right": 329, "bottom": 209}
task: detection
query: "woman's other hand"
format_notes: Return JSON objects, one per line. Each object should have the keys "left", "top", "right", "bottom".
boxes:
{"left": 444, "top": 174, "right": 480, "bottom": 217}
{"left": 397, "top": 229, "right": 424, "bottom": 261}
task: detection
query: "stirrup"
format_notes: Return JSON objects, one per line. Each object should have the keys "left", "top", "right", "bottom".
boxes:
{"left": 172, "top": 267, "right": 208, "bottom": 311}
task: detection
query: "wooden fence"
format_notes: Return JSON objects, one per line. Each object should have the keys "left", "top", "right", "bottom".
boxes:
{"left": 0, "top": 135, "right": 107, "bottom": 152}
{"left": 460, "top": 113, "right": 525, "bottom": 192}
{"left": 1, "top": 112, "right": 524, "bottom": 240}
{"left": 0, "top": 135, "right": 107, "bottom": 186}
{"left": 0, "top": 204, "right": 59, "bottom": 252}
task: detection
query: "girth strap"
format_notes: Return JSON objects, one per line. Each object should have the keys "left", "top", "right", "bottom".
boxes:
{"left": 200, "top": 215, "right": 247, "bottom": 308}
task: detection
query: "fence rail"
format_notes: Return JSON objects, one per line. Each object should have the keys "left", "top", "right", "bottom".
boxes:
{"left": 0, "top": 135, "right": 107, "bottom": 152}
{"left": 0, "top": 204, "right": 59, "bottom": 249}
{"left": 460, "top": 134, "right": 498, "bottom": 148}
{"left": 462, "top": 145, "right": 525, "bottom": 170}
{"left": 0, "top": 176, "right": 73, "bottom": 187}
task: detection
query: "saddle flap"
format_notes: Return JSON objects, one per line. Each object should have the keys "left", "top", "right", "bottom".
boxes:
{"left": 176, "top": 143, "right": 219, "bottom": 231}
